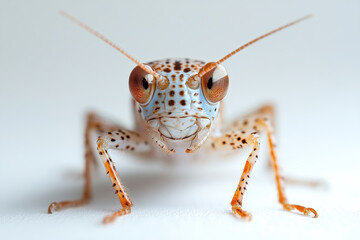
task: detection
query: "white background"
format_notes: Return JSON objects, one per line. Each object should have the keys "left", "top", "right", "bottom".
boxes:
{"left": 1, "top": 0, "right": 359, "bottom": 239}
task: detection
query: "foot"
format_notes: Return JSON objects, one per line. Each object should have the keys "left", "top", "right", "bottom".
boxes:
{"left": 231, "top": 204, "right": 252, "bottom": 221}
{"left": 48, "top": 198, "right": 90, "bottom": 213}
{"left": 282, "top": 203, "right": 318, "bottom": 218}
{"left": 103, "top": 206, "right": 131, "bottom": 224}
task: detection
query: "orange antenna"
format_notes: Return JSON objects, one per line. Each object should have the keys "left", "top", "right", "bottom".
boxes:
{"left": 198, "top": 15, "right": 312, "bottom": 78}
{"left": 59, "top": 10, "right": 161, "bottom": 79}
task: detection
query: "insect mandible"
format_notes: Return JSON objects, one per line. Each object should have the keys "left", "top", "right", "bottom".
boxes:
{"left": 48, "top": 11, "right": 318, "bottom": 223}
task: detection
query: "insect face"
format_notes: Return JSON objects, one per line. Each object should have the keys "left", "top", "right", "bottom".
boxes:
{"left": 130, "top": 59, "right": 228, "bottom": 150}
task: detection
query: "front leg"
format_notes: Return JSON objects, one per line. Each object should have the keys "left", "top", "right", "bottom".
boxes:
{"left": 47, "top": 112, "right": 152, "bottom": 223}
{"left": 211, "top": 105, "right": 318, "bottom": 220}
{"left": 212, "top": 131, "right": 260, "bottom": 220}
{"left": 97, "top": 129, "right": 150, "bottom": 223}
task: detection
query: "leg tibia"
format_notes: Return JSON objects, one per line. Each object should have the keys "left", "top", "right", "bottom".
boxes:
{"left": 215, "top": 104, "right": 318, "bottom": 219}
{"left": 96, "top": 129, "right": 151, "bottom": 223}
{"left": 48, "top": 112, "right": 101, "bottom": 213}
{"left": 211, "top": 130, "right": 260, "bottom": 220}
{"left": 48, "top": 112, "right": 151, "bottom": 222}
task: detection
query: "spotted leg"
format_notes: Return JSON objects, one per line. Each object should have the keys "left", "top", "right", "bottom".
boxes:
{"left": 48, "top": 112, "right": 151, "bottom": 224}
{"left": 96, "top": 128, "right": 151, "bottom": 223}
{"left": 238, "top": 106, "right": 324, "bottom": 189}
{"left": 211, "top": 130, "right": 260, "bottom": 220}
{"left": 211, "top": 105, "right": 318, "bottom": 220}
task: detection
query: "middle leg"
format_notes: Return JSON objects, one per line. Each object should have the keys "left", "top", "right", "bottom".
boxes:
{"left": 48, "top": 112, "right": 108, "bottom": 213}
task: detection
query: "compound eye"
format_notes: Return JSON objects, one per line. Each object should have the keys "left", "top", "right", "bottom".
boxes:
{"left": 129, "top": 65, "right": 156, "bottom": 105}
{"left": 201, "top": 62, "right": 229, "bottom": 104}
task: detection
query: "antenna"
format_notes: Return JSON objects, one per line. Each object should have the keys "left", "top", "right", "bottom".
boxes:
{"left": 59, "top": 11, "right": 161, "bottom": 79}
{"left": 198, "top": 15, "right": 312, "bottom": 78}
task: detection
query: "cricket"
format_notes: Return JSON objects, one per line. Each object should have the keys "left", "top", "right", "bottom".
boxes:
{"left": 48, "top": 11, "right": 318, "bottom": 224}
